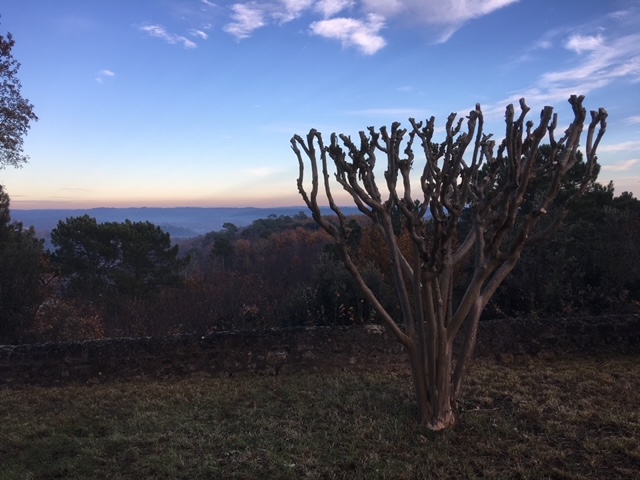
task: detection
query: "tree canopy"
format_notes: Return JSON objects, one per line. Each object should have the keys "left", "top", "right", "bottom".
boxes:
{"left": 51, "top": 215, "right": 188, "bottom": 300}
{"left": 0, "top": 23, "right": 37, "bottom": 168}
{"left": 0, "top": 184, "right": 45, "bottom": 343}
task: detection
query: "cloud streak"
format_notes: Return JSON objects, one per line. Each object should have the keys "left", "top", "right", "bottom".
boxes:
{"left": 601, "top": 159, "right": 639, "bottom": 172}
{"left": 275, "top": 0, "right": 315, "bottom": 23}
{"left": 565, "top": 34, "right": 603, "bottom": 54}
{"left": 345, "top": 107, "right": 427, "bottom": 116}
{"left": 190, "top": 29, "right": 209, "bottom": 40}
{"left": 221, "top": 0, "right": 516, "bottom": 51}
{"left": 482, "top": 14, "right": 640, "bottom": 119}
{"left": 95, "top": 69, "right": 115, "bottom": 84}
{"left": 139, "top": 24, "right": 197, "bottom": 48}
{"left": 541, "top": 34, "right": 640, "bottom": 87}
{"left": 310, "top": 13, "right": 386, "bottom": 55}
{"left": 224, "top": 3, "right": 267, "bottom": 39}
{"left": 315, "top": 0, "right": 355, "bottom": 18}
{"left": 362, "top": 0, "right": 518, "bottom": 43}
{"left": 243, "top": 166, "right": 279, "bottom": 177}
{"left": 599, "top": 141, "right": 640, "bottom": 153}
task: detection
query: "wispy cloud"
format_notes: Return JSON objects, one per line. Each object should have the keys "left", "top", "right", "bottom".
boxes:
{"left": 223, "top": 1, "right": 360, "bottom": 43}
{"left": 95, "top": 69, "right": 115, "bottom": 84}
{"left": 599, "top": 141, "right": 640, "bottom": 153}
{"left": 362, "top": 0, "right": 518, "bottom": 43}
{"left": 60, "top": 187, "right": 96, "bottom": 192}
{"left": 536, "top": 39, "right": 552, "bottom": 49}
{"left": 224, "top": 3, "right": 267, "bottom": 39}
{"left": 310, "top": 13, "right": 386, "bottom": 55}
{"left": 601, "top": 159, "right": 640, "bottom": 172}
{"left": 504, "top": 32, "right": 557, "bottom": 67}
{"left": 139, "top": 24, "right": 197, "bottom": 48}
{"left": 315, "top": 0, "right": 355, "bottom": 18}
{"left": 565, "top": 34, "right": 603, "bottom": 54}
{"left": 159, "top": 1, "right": 216, "bottom": 41}
{"left": 243, "top": 166, "right": 278, "bottom": 177}
{"left": 190, "top": 29, "right": 209, "bottom": 40}
{"left": 626, "top": 115, "right": 640, "bottom": 125}
{"left": 275, "top": 0, "right": 315, "bottom": 23}
{"left": 345, "top": 107, "right": 426, "bottom": 116}
{"left": 223, "top": 1, "right": 316, "bottom": 38}
{"left": 485, "top": 4, "right": 640, "bottom": 117}
{"left": 539, "top": 34, "right": 639, "bottom": 89}
{"left": 220, "top": 0, "right": 515, "bottom": 50}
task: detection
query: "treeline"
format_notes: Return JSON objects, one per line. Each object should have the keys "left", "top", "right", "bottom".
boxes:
{"left": 1, "top": 181, "right": 639, "bottom": 345}
{"left": 488, "top": 183, "right": 640, "bottom": 317}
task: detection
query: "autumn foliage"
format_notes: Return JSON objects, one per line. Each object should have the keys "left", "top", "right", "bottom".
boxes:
{"left": 1, "top": 189, "right": 640, "bottom": 345}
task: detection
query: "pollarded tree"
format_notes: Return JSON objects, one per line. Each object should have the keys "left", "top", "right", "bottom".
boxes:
{"left": 291, "top": 95, "right": 607, "bottom": 430}
{"left": 0, "top": 23, "right": 38, "bottom": 168}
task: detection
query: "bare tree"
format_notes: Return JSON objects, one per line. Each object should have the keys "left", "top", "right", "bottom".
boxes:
{"left": 291, "top": 95, "right": 607, "bottom": 430}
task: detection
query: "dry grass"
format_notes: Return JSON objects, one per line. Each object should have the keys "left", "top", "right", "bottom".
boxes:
{"left": 1, "top": 354, "right": 638, "bottom": 479}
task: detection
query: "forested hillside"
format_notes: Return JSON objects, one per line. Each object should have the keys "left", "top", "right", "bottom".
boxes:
{"left": 1, "top": 182, "right": 639, "bottom": 345}
{"left": 10, "top": 206, "right": 362, "bottom": 240}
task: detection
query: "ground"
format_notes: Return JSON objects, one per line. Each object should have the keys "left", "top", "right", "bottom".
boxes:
{"left": 0, "top": 354, "right": 638, "bottom": 479}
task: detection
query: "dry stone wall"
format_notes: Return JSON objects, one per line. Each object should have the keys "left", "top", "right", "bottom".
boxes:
{"left": 1, "top": 316, "right": 638, "bottom": 386}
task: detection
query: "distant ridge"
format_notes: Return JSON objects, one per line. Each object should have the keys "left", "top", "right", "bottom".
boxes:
{"left": 11, "top": 206, "right": 361, "bottom": 239}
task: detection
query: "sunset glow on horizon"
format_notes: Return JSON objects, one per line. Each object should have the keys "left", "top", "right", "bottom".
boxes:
{"left": 2, "top": 0, "right": 639, "bottom": 209}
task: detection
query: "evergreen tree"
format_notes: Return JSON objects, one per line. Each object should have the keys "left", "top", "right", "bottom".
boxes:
{"left": 51, "top": 216, "right": 188, "bottom": 301}
{"left": 0, "top": 185, "right": 45, "bottom": 343}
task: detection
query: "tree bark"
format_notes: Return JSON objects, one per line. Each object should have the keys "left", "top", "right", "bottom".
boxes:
{"left": 292, "top": 96, "right": 608, "bottom": 429}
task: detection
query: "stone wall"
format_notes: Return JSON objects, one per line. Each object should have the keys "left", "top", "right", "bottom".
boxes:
{"left": 0, "top": 315, "right": 638, "bottom": 386}
{"left": 475, "top": 315, "right": 640, "bottom": 356}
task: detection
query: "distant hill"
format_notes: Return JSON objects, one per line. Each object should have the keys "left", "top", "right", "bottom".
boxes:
{"left": 10, "top": 206, "right": 361, "bottom": 240}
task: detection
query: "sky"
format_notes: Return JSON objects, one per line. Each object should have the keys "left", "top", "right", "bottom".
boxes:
{"left": 1, "top": 0, "right": 639, "bottom": 209}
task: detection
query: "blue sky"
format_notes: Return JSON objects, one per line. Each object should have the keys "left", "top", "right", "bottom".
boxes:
{"left": 1, "top": 0, "right": 639, "bottom": 209}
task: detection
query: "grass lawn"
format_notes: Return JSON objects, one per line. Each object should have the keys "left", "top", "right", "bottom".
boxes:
{"left": 1, "top": 354, "right": 638, "bottom": 479}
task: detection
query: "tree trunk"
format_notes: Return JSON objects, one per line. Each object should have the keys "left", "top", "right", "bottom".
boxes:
{"left": 407, "top": 338, "right": 458, "bottom": 430}
{"left": 406, "top": 342, "right": 430, "bottom": 424}
{"left": 429, "top": 339, "right": 457, "bottom": 430}
{"left": 452, "top": 303, "right": 482, "bottom": 399}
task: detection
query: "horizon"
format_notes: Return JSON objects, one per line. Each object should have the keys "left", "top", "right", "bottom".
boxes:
{"left": 1, "top": 0, "right": 639, "bottom": 209}
{"left": 9, "top": 204, "right": 361, "bottom": 240}
{"left": 10, "top": 204, "right": 315, "bottom": 211}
